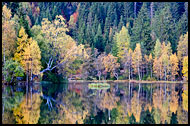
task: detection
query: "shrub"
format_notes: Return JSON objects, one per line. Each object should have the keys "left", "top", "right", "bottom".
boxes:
{"left": 2, "top": 60, "right": 24, "bottom": 84}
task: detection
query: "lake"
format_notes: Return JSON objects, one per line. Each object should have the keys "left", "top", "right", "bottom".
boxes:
{"left": 2, "top": 82, "right": 188, "bottom": 124}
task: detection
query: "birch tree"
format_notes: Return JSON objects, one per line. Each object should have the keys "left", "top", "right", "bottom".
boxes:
{"left": 132, "top": 43, "right": 142, "bottom": 80}
{"left": 2, "top": 5, "right": 17, "bottom": 64}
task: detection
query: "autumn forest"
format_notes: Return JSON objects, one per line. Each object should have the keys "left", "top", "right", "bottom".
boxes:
{"left": 1, "top": 2, "right": 188, "bottom": 124}
{"left": 2, "top": 2, "right": 188, "bottom": 83}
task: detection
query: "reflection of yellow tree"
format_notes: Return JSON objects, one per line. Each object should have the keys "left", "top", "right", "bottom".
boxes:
{"left": 182, "top": 86, "right": 188, "bottom": 112}
{"left": 153, "top": 87, "right": 171, "bottom": 124}
{"left": 177, "top": 106, "right": 188, "bottom": 124}
{"left": 13, "top": 93, "right": 42, "bottom": 124}
{"left": 54, "top": 92, "right": 89, "bottom": 124}
{"left": 99, "top": 91, "right": 120, "bottom": 120}
{"left": 153, "top": 108, "right": 161, "bottom": 124}
{"left": 2, "top": 111, "right": 16, "bottom": 124}
{"left": 115, "top": 104, "right": 129, "bottom": 124}
{"left": 144, "top": 103, "right": 152, "bottom": 113}
{"left": 131, "top": 92, "right": 142, "bottom": 123}
{"left": 153, "top": 88, "right": 163, "bottom": 112}
{"left": 57, "top": 104, "right": 88, "bottom": 124}
{"left": 160, "top": 97, "right": 171, "bottom": 124}
{"left": 169, "top": 85, "right": 179, "bottom": 114}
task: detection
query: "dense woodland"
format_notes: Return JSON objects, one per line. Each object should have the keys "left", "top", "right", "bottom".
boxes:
{"left": 2, "top": 2, "right": 188, "bottom": 84}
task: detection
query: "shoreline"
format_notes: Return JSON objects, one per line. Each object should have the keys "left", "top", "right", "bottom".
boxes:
{"left": 68, "top": 80, "right": 187, "bottom": 84}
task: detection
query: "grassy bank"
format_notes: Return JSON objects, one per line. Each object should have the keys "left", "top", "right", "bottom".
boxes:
{"left": 69, "top": 79, "right": 187, "bottom": 84}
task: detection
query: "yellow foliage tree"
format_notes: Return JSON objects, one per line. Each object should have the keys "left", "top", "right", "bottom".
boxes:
{"left": 182, "top": 56, "right": 188, "bottom": 81}
{"left": 21, "top": 38, "right": 42, "bottom": 79}
{"left": 169, "top": 53, "right": 179, "bottom": 81}
{"left": 161, "top": 42, "right": 172, "bottom": 80}
{"left": 13, "top": 26, "right": 29, "bottom": 63}
{"left": 114, "top": 26, "right": 130, "bottom": 59}
{"left": 177, "top": 32, "right": 188, "bottom": 77}
{"left": 154, "top": 39, "right": 162, "bottom": 58}
{"left": 122, "top": 48, "right": 133, "bottom": 80}
{"left": 102, "top": 53, "right": 120, "bottom": 79}
{"left": 132, "top": 43, "right": 142, "bottom": 80}
{"left": 177, "top": 32, "right": 188, "bottom": 62}
{"left": 2, "top": 5, "right": 17, "bottom": 63}
{"left": 41, "top": 15, "right": 88, "bottom": 78}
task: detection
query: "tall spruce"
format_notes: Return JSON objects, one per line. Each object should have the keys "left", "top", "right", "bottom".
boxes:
{"left": 131, "top": 3, "right": 152, "bottom": 55}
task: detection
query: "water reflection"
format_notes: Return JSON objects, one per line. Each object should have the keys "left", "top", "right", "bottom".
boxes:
{"left": 2, "top": 82, "right": 188, "bottom": 124}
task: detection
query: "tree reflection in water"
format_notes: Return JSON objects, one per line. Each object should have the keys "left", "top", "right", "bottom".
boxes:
{"left": 2, "top": 82, "right": 188, "bottom": 124}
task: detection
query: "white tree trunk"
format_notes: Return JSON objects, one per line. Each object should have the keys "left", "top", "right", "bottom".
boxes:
{"left": 108, "top": 109, "right": 111, "bottom": 121}
{"left": 129, "top": 67, "right": 130, "bottom": 80}
{"left": 138, "top": 66, "right": 141, "bottom": 80}
{"left": 134, "top": 2, "right": 137, "bottom": 18}
{"left": 150, "top": 2, "right": 154, "bottom": 25}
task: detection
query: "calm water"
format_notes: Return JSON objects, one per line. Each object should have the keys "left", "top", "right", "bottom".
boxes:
{"left": 2, "top": 82, "right": 188, "bottom": 124}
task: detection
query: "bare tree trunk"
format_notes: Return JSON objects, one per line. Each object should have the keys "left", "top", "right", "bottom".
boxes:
{"left": 134, "top": 2, "right": 137, "bottom": 18}
{"left": 138, "top": 83, "right": 141, "bottom": 98}
{"left": 159, "top": 66, "right": 161, "bottom": 80}
{"left": 129, "top": 67, "right": 130, "bottom": 80}
{"left": 27, "top": 72, "right": 29, "bottom": 85}
{"left": 3, "top": 46, "right": 5, "bottom": 65}
{"left": 150, "top": 2, "right": 154, "bottom": 26}
{"left": 30, "top": 60, "right": 33, "bottom": 81}
{"left": 114, "top": 72, "right": 118, "bottom": 80}
{"left": 151, "top": 66, "right": 152, "bottom": 78}
{"left": 30, "top": 86, "right": 32, "bottom": 106}
{"left": 3, "top": 44, "right": 6, "bottom": 83}
{"left": 129, "top": 82, "right": 130, "bottom": 97}
{"left": 151, "top": 83, "right": 152, "bottom": 103}
{"left": 98, "top": 71, "right": 101, "bottom": 81}
{"left": 131, "top": 83, "right": 133, "bottom": 98}
{"left": 146, "top": 63, "right": 148, "bottom": 76}
{"left": 26, "top": 82, "right": 28, "bottom": 105}
{"left": 108, "top": 109, "right": 111, "bottom": 121}
{"left": 160, "top": 84, "right": 161, "bottom": 99}
{"left": 164, "top": 83, "right": 166, "bottom": 100}
{"left": 164, "top": 68, "right": 167, "bottom": 81}
{"left": 138, "top": 66, "right": 141, "bottom": 80}
{"left": 131, "top": 68, "right": 133, "bottom": 80}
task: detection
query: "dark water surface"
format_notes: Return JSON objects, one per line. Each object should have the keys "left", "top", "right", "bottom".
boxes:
{"left": 2, "top": 82, "right": 188, "bottom": 124}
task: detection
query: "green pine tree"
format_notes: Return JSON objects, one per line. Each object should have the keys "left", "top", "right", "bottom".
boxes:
{"left": 131, "top": 3, "right": 152, "bottom": 55}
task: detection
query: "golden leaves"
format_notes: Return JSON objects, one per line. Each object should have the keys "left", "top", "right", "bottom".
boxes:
{"left": 182, "top": 87, "right": 188, "bottom": 111}
{"left": 177, "top": 32, "right": 188, "bottom": 62}
{"left": 114, "top": 26, "right": 130, "bottom": 59}
{"left": 102, "top": 53, "right": 120, "bottom": 75}
{"left": 13, "top": 27, "right": 28, "bottom": 63}
{"left": 2, "top": 5, "right": 12, "bottom": 21}
{"left": 169, "top": 53, "right": 179, "bottom": 81}
{"left": 182, "top": 56, "right": 188, "bottom": 81}
{"left": 2, "top": 5, "right": 17, "bottom": 60}
{"left": 13, "top": 93, "right": 42, "bottom": 124}
{"left": 22, "top": 38, "right": 42, "bottom": 75}
{"left": 132, "top": 43, "right": 142, "bottom": 75}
